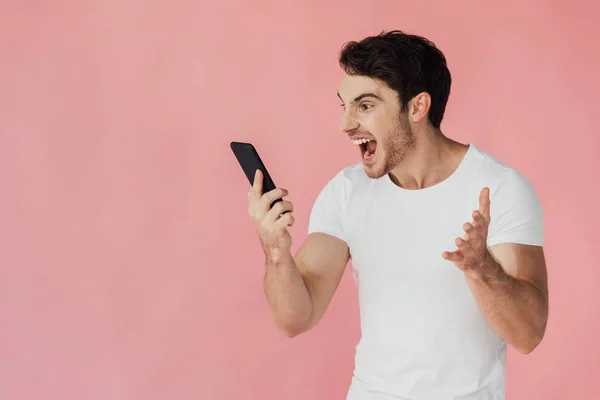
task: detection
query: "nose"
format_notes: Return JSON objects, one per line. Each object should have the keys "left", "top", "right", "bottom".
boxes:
{"left": 339, "top": 109, "right": 359, "bottom": 133}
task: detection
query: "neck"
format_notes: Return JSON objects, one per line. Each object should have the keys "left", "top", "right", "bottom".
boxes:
{"left": 387, "top": 128, "right": 468, "bottom": 190}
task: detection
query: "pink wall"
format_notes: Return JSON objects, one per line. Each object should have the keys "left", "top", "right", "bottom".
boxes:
{"left": 1, "top": 1, "right": 598, "bottom": 399}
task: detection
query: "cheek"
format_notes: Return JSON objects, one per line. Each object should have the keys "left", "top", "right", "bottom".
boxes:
{"left": 373, "top": 111, "right": 398, "bottom": 134}
{"left": 363, "top": 114, "right": 386, "bottom": 139}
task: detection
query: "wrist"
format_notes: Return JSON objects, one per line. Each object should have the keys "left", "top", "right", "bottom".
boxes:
{"left": 466, "top": 251, "right": 503, "bottom": 283}
{"left": 265, "top": 247, "right": 292, "bottom": 267}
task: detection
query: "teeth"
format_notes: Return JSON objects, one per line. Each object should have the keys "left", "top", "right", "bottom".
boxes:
{"left": 352, "top": 138, "right": 374, "bottom": 145}
{"left": 364, "top": 149, "right": 373, "bottom": 159}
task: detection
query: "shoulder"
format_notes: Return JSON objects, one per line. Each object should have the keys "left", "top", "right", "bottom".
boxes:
{"left": 334, "top": 162, "right": 368, "bottom": 183}
{"left": 308, "top": 163, "right": 371, "bottom": 217}
{"left": 318, "top": 162, "right": 369, "bottom": 194}
{"left": 307, "top": 163, "right": 366, "bottom": 239}
{"left": 469, "top": 145, "right": 545, "bottom": 246}
{"left": 470, "top": 145, "right": 538, "bottom": 195}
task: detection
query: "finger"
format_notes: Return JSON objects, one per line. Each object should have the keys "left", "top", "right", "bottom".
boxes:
{"left": 462, "top": 222, "right": 474, "bottom": 240}
{"left": 442, "top": 250, "right": 465, "bottom": 262}
{"left": 478, "top": 187, "right": 491, "bottom": 223}
{"left": 471, "top": 211, "right": 486, "bottom": 227}
{"left": 261, "top": 188, "right": 289, "bottom": 208}
{"left": 275, "top": 212, "right": 295, "bottom": 228}
{"left": 251, "top": 169, "right": 263, "bottom": 199}
{"left": 265, "top": 200, "right": 294, "bottom": 221}
{"left": 455, "top": 237, "right": 475, "bottom": 255}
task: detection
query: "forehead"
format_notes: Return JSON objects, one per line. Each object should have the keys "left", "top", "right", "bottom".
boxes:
{"left": 337, "top": 73, "right": 397, "bottom": 102}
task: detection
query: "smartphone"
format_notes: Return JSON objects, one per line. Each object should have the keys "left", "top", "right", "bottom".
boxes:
{"left": 230, "top": 141, "right": 283, "bottom": 207}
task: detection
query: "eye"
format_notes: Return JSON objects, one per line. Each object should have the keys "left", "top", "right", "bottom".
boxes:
{"left": 360, "top": 103, "right": 373, "bottom": 111}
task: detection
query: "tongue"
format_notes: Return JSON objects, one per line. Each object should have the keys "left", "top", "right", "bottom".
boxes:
{"left": 366, "top": 141, "right": 377, "bottom": 154}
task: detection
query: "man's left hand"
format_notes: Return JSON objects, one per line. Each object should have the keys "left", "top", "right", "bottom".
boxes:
{"left": 442, "top": 187, "right": 496, "bottom": 278}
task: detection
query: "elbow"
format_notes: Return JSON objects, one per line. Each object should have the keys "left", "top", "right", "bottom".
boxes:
{"left": 280, "top": 324, "right": 309, "bottom": 338}
{"left": 515, "top": 342, "right": 538, "bottom": 355}
{"left": 515, "top": 313, "right": 548, "bottom": 354}
{"left": 514, "top": 331, "right": 545, "bottom": 354}
{"left": 274, "top": 315, "right": 312, "bottom": 338}
{"left": 274, "top": 307, "right": 314, "bottom": 338}
{"left": 282, "top": 328, "right": 303, "bottom": 338}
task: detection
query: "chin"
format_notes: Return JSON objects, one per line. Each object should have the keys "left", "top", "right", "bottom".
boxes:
{"left": 364, "top": 166, "right": 388, "bottom": 179}
{"left": 362, "top": 155, "right": 388, "bottom": 179}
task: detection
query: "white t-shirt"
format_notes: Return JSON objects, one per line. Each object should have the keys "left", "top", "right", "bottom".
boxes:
{"left": 307, "top": 144, "right": 544, "bottom": 400}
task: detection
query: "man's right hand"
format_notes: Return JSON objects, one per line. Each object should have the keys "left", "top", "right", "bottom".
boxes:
{"left": 248, "top": 169, "right": 350, "bottom": 337}
{"left": 248, "top": 169, "right": 295, "bottom": 255}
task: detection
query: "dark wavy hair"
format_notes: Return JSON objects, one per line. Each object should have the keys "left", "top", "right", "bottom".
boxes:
{"left": 338, "top": 30, "right": 451, "bottom": 129}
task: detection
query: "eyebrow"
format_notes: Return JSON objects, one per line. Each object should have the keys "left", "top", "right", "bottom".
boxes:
{"left": 337, "top": 91, "right": 383, "bottom": 104}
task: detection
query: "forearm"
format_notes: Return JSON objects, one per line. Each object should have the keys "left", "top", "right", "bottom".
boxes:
{"left": 465, "top": 256, "right": 548, "bottom": 354}
{"left": 263, "top": 249, "right": 313, "bottom": 337}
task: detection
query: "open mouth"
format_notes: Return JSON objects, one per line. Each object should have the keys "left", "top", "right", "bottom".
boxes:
{"left": 352, "top": 138, "right": 378, "bottom": 161}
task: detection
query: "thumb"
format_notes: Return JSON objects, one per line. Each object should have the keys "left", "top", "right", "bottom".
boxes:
{"left": 479, "top": 187, "right": 491, "bottom": 222}
{"left": 251, "top": 169, "right": 263, "bottom": 198}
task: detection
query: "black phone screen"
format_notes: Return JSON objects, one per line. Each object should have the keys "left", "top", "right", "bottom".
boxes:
{"left": 230, "top": 142, "right": 280, "bottom": 205}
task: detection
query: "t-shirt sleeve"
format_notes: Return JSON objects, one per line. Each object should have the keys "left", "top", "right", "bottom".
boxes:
{"left": 307, "top": 170, "right": 347, "bottom": 242}
{"left": 486, "top": 169, "right": 545, "bottom": 247}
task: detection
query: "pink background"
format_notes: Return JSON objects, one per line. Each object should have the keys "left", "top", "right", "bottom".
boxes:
{"left": 1, "top": 1, "right": 598, "bottom": 399}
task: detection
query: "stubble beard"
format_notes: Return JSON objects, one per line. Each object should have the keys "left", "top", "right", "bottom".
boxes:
{"left": 365, "top": 114, "right": 415, "bottom": 179}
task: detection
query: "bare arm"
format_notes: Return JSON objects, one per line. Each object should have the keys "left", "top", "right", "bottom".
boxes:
{"left": 264, "top": 233, "right": 349, "bottom": 337}
{"left": 464, "top": 244, "right": 548, "bottom": 354}
{"left": 248, "top": 170, "right": 349, "bottom": 337}
{"left": 443, "top": 187, "right": 549, "bottom": 354}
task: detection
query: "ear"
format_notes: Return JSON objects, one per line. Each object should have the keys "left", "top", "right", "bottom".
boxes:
{"left": 408, "top": 92, "right": 431, "bottom": 124}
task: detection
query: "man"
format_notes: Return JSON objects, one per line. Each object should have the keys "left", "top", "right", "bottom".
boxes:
{"left": 247, "top": 30, "right": 548, "bottom": 400}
